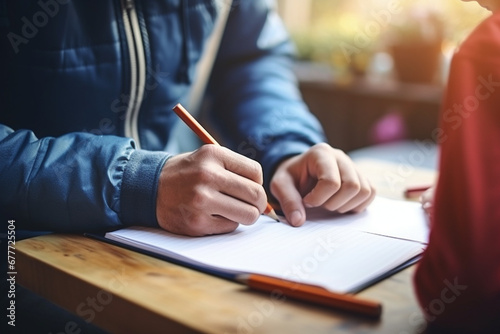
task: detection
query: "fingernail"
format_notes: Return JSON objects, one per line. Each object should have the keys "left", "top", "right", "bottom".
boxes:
{"left": 290, "top": 210, "right": 303, "bottom": 226}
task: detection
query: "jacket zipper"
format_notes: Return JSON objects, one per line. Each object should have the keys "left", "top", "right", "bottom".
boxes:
{"left": 121, "top": 0, "right": 146, "bottom": 149}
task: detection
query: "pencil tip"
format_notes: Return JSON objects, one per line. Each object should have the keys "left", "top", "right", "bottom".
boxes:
{"left": 267, "top": 210, "right": 280, "bottom": 222}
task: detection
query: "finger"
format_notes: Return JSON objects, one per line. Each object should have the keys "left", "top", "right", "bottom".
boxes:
{"left": 302, "top": 158, "right": 342, "bottom": 208}
{"left": 211, "top": 191, "right": 262, "bottom": 225}
{"left": 303, "top": 152, "right": 365, "bottom": 209}
{"left": 205, "top": 215, "right": 240, "bottom": 235}
{"left": 195, "top": 145, "right": 263, "bottom": 184}
{"left": 422, "top": 201, "right": 433, "bottom": 216}
{"left": 189, "top": 215, "right": 240, "bottom": 236}
{"left": 350, "top": 182, "right": 376, "bottom": 213}
{"left": 216, "top": 146, "right": 264, "bottom": 184}
{"left": 321, "top": 175, "right": 361, "bottom": 211}
{"left": 215, "top": 170, "right": 268, "bottom": 214}
{"left": 336, "top": 170, "right": 373, "bottom": 213}
{"left": 162, "top": 207, "right": 239, "bottom": 237}
{"left": 420, "top": 187, "right": 434, "bottom": 205}
{"left": 270, "top": 172, "right": 306, "bottom": 227}
{"left": 190, "top": 148, "right": 268, "bottom": 214}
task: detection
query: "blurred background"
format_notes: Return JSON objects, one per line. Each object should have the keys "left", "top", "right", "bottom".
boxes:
{"left": 275, "top": 0, "right": 489, "bottom": 156}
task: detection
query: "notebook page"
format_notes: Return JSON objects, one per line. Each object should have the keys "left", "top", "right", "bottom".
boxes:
{"left": 302, "top": 196, "right": 429, "bottom": 244}
{"left": 106, "top": 211, "right": 424, "bottom": 293}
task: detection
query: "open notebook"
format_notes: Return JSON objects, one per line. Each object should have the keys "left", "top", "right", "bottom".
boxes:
{"left": 103, "top": 196, "right": 428, "bottom": 294}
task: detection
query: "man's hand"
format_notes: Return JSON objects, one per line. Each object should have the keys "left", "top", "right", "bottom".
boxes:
{"left": 156, "top": 145, "right": 267, "bottom": 236}
{"left": 270, "top": 143, "right": 375, "bottom": 227}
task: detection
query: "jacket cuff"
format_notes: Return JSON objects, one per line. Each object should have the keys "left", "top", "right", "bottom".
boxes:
{"left": 120, "top": 150, "right": 170, "bottom": 227}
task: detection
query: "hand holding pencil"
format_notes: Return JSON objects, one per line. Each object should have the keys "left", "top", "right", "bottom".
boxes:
{"left": 154, "top": 104, "right": 278, "bottom": 237}
{"left": 172, "top": 103, "right": 278, "bottom": 221}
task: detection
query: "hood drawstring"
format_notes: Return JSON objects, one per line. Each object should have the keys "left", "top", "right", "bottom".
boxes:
{"left": 177, "top": 0, "right": 191, "bottom": 84}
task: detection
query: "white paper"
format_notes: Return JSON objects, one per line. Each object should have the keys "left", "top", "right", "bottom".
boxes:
{"left": 303, "top": 196, "right": 430, "bottom": 244}
{"left": 106, "top": 196, "right": 427, "bottom": 293}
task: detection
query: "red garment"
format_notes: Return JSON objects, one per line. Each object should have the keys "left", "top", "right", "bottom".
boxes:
{"left": 414, "top": 11, "right": 500, "bottom": 332}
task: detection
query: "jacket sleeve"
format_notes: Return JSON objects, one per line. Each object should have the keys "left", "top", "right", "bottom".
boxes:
{"left": 0, "top": 124, "right": 169, "bottom": 233}
{"left": 208, "top": 0, "right": 326, "bottom": 192}
{"left": 413, "top": 18, "right": 500, "bottom": 332}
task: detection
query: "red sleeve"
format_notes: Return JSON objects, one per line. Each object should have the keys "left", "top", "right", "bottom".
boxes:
{"left": 414, "top": 12, "right": 500, "bottom": 332}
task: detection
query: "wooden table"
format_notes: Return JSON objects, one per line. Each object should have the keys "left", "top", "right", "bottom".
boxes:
{"left": 16, "top": 160, "right": 436, "bottom": 334}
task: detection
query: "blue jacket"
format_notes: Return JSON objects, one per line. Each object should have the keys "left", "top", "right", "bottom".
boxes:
{"left": 0, "top": 0, "right": 325, "bottom": 232}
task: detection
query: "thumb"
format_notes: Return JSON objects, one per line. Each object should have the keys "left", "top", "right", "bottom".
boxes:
{"left": 271, "top": 174, "right": 306, "bottom": 227}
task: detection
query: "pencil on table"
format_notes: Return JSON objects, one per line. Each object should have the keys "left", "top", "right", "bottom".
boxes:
{"left": 404, "top": 186, "right": 431, "bottom": 199}
{"left": 237, "top": 274, "right": 382, "bottom": 318}
{"left": 172, "top": 103, "right": 280, "bottom": 222}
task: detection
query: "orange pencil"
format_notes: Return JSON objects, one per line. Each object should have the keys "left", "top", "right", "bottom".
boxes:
{"left": 237, "top": 274, "right": 382, "bottom": 318}
{"left": 404, "top": 186, "right": 431, "bottom": 199}
{"left": 172, "top": 103, "right": 280, "bottom": 222}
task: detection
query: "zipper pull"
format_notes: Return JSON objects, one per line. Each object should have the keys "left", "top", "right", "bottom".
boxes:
{"left": 124, "top": 0, "right": 134, "bottom": 10}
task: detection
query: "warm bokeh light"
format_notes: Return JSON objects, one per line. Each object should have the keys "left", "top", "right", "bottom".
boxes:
{"left": 279, "top": 0, "right": 490, "bottom": 83}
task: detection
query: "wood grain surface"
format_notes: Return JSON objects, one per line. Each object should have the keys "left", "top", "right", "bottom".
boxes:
{"left": 17, "top": 233, "right": 425, "bottom": 333}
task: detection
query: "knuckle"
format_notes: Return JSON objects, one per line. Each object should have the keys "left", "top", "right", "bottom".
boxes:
{"left": 324, "top": 200, "right": 340, "bottom": 211}
{"left": 322, "top": 178, "right": 341, "bottom": 192}
{"left": 342, "top": 179, "right": 361, "bottom": 193}
{"left": 334, "top": 147, "right": 347, "bottom": 155}
{"left": 250, "top": 184, "right": 266, "bottom": 203}
{"left": 313, "top": 142, "right": 330, "bottom": 152}
{"left": 357, "top": 185, "right": 372, "bottom": 200}
{"left": 352, "top": 202, "right": 370, "bottom": 213}
{"left": 241, "top": 157, "right": 263, "bottom": 184}
{"left": 334, "top": 148, "right": 350, "bottom": 161}
{"left": 200, "top": 143, "right": 217, "bottom": 154}
{"left": 196, "top": 144, "right": 219, "bottom": 159}
{"left": 190, "top": 187, "right": 210, "bottom": 209}
{"left": 194, "top": 165, "right": 217, "bottom": 184}
{"left": 240, "top": 207, "right": 261, "bottom": 225}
